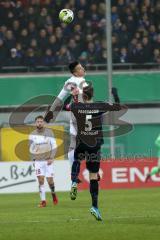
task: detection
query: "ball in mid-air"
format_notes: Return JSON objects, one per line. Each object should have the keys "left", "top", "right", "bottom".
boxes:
{"left": 59, "top": 9, "right": 74, "bottom": 24}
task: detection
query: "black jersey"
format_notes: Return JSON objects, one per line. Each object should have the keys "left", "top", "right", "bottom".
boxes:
{"left": 71, "top": 102, "right": 121, "bottom": 148}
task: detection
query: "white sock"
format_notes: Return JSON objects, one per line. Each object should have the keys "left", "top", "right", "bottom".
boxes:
{"left": 68, "top": 149, "right": 75, "bottom": 168}
{"left": 39, "top": 184, "right": 46, "bottom": 201}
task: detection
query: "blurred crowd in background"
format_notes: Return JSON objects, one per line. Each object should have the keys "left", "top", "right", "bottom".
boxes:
{"left": 0, "top": 0, "right": 160, "bottom": 68}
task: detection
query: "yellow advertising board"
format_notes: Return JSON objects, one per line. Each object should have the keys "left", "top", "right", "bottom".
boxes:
{"left": 1, "top": 126, "right": 64, "bottom": 161}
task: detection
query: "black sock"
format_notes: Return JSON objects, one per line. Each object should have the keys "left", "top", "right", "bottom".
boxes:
{"left": 71, "top": 160, "right": 80, "bottom": 183}
{"left": 49, "top": 183, "right": 55, "bottom": 194}
{"left": 90, "top": 179, "right": 99, "bottom": 208}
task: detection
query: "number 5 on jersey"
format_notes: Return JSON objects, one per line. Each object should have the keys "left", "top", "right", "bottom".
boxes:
{"left": 85, "top": 115, "right": 92, "bottom": 131}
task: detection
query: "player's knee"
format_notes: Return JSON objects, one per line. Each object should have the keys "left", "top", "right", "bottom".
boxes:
{"left": 89, "top": 172, "right": 98, "bottom": 180}
{"left": 47, "top": 178, "right": 54, "bottom": 185}
{"left": 39, "top": 180, "right": 44, "bottom": 185}
{"left": 49, "top": 183, "right": 55, "bottom": 192}
{"left": 38, "top": 177, "right": 45, "bottom": 185}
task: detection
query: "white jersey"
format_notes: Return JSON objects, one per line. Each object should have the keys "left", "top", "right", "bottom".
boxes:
{"left": 58, "top": 75, "right": 88, "bottom": 102}
{"left": 29, "top": 128, "right": 57, "bottom": 161}
{"left": 58, "top": 75, "right": 88, "bottom": 136}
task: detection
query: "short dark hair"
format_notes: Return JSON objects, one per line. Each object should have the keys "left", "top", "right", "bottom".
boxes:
{"left": 83, "top": 83, "right": 94, "bottom": 101}
{"left": 35, "top": 115, "right": 44, "bottom": 121}
{"left": 68, "top": 61, "right": 79, "bottom": 73}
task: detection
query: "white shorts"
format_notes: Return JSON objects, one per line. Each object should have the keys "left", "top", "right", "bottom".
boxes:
{"left": 34, "top": 161, "right": 54, "bottom": 178}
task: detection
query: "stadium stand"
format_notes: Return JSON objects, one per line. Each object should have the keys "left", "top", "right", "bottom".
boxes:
{"left": 0, "top": 0, "right": 160, "bottom": 68}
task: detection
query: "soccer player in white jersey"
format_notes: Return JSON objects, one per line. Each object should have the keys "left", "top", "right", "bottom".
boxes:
{"left": 29, "top": 115, "right": 58, "bottom": 207}
{"left": 44, "top": 61, "right": 88, "bottom": 168}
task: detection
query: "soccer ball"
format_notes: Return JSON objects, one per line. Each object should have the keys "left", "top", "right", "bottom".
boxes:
{"left": 59, "top": 9, "right": 74, "bottom": 24}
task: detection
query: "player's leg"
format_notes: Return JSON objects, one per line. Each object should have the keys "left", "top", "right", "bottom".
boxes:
{"left": 70, "top": 145, "right": 83, "bottom": 200}
{"left": 68, "top": 147, "right": 82, "bottom": 184}
{"left": 35, "top": 161, "right": 46, "bottom": 207}
{"left": 86, "top": 149, "right": 102, "bottom": 221}
{"left": 37, "top": 176, "right": 46, "bottom": 207}
{"left": 68, "top": 127, "right": 76, "bottom": 166}
{"left": 47, "top": 177, "right": 58, "bottom": 205}
{"left": 68, "top": 148, "right": 75, "bottom": 168}
{"left": 89, "top": 172, "right": 99, "bottom": 209}
{"left": 89, "top": 173, "right": 102, "bottom": 221}
{"left": 145, "top": 158, "right": 160, "bottom": 182}
{"left": 46, "top": 162, "right": 58, "bottom": 205}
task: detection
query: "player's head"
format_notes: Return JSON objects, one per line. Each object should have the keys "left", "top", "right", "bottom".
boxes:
{"left": 68, "top": 61, "right": 85, "bottom": 77}
{"left": 35, "top": 115, "right": 45, "bottom": 130}
{"left": 83, "top": 83, "right": 94, "bottom": 102}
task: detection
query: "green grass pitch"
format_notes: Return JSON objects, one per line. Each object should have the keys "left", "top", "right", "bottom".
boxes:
{"left": 0, "top": 188, "right": 160, "bottom": 240}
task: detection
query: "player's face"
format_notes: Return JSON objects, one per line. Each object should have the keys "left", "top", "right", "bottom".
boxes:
{"left": 36, "top": 118, "right": 45, "bottom": 129}
{"left": 74, "top": 64, "right": 85, "bottom": 77}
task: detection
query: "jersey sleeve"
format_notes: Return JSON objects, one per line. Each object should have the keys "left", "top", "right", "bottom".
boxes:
{"left": 70, "top": 112, "right": 77, "bottom": 136}
{"left": 99, "top": 103, "right": 122, "bottom": 112}
{"left": 48, "top": 130, "right": 57, "bottom": 159}
{"left": 57, "top": 87, "right": 69, "bottom": 101}
{"left": 28, "top": 134, "right": 35, "bottom": 161}
{"left": 57, "top": 78, "right": 74, "bottom": 101}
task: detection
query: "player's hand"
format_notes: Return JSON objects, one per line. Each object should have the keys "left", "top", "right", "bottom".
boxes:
{"left": 44, "top": 110, "right": 53, "bottom": 123}
{"left": 47, "top": 159, "right": 53, "bottom": 165}
{"left": 112, "top": 103, "right": 121, "bottom": 110}
{"left": 120, "top": 104, "right": 128, "bottom": 110}
{"left": 71, "top": 87, "right": 79, "bottom": 96}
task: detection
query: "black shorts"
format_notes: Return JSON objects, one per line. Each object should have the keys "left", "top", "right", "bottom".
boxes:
{"left": 74, "top": 143, "right": 101, "bottom": 173}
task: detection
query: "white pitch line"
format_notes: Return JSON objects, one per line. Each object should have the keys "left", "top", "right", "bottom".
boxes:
{"left": 110, "top": 215, "right": 160, "bottom": 220}
{"left": 0, "top": 215, "right": 159, "bottom": 225}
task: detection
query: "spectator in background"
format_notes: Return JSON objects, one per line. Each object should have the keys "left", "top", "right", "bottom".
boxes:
{"left": 38, "top": 29, "right": 48, "bottom": 51}
{"left": 68, "top": 38, "right": 81, "bottom": 59}
{"left": 46, "top": 24, "right": 54, "bottom": 36}
{"left": 28, "top": 21, "right": 37, "bottom": 39}
{"left": 75, "top": 10, "right": 86, "bottom": 29}
{"left": 111, "top": 6, "right": 119, "bottom": 24}
{"left": 55, "top": 27, "right": 63, "bottom": 47}
{"left": 131, "top": 42, "right": 145, "bottom": 63}
{"left": 37, "top": 7, "right": 48, "bottom": 28}
{"left": 142, "top": 36, "right": 152, "bottom": 62}
{"left": 154, "top": 34, "right": 160, "bottom": 49}
{"left": 41, "top": 48, "right": 55, "bottom": 66}
{"left": 6, "top": 48, "right": 22, "bottom": 66}
{"left": 26, "top": 6, "right": 36, "bottom": 23}
{"left": 75, "top": 0, "right": 89, "bottom": 11}
{"left": 1, "top": 0, "right": 160, "bottom": 67}
{"left": 24, "top": 48, "right": 37, "bottom": 69}
{"left": 72, "top": 24, "right": 82, "bottom": 38}
{"left": 12, "top": 20, "right": 21, "bottom": 41}
{"left": 112, "top": 35, "right": 120, "bottom": 63}
{"left": 56, "top": 46, "right": 72, "bottom": 65}
{"left": 16, "top": 42, "right": 24, "bottom": 59}
{"left": 5, "top": 30, "right": 16, "bottom": 52}
{"left": 128, "top": 37, "right": 138, "bottom": 57}
{"left": 152, "top": 49, "right": 160, "bottom": 64}
{"left": 20, "top": 28, "right": 30, "bottom": 49}
{"left": 48, "top": 35, "right": 60, "bottom": 53}
{"left": 0, "top": 39, "right": 7, "bottom": 67}
{"left": 0, "top": 25, "right": 7, "bottom": 40}
{"left": 29, "top": 38, "right": 41, "bottom": 60}
{"left": 119, "top": 47, "right": 129, "bottom": 63}
{"left": 118, "top": 24, "right": 130, "bottom": 48}
{"left": 86, "top": 42, "right": 96, "bottom": 64}
{"left": 78, "top": 51, "right": 88, "bottom": 65}
{"left": 149, "top": 24, "right": 157, "bottom": 41}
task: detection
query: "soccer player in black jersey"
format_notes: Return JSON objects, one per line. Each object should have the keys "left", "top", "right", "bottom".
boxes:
{"left": 70, "top": 84, "right": 123, "bottom": 221}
